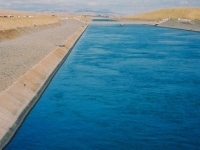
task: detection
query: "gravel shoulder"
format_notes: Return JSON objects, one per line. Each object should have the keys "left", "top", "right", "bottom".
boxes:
{"left": 0, "top": 19, "right": 84, "bottom": 92}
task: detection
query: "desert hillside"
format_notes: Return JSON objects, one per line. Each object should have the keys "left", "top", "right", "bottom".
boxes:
{"left": 124, "top": 8, "right": 200, "bottom": 21}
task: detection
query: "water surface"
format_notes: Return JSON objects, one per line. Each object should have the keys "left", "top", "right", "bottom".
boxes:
{"left": 5, "top": 24, "right": 200, "bottom": 150}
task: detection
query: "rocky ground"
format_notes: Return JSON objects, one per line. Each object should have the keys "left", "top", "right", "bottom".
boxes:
{"left": 0, "top": 19, "right": 85, "bottom": 92}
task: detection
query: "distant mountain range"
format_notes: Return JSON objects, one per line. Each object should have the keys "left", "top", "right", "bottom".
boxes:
{"left": 38, "top": 8, "right": 122, "bottom": 16}
{"left": 74, "top": 8, "right": 122, "bottom": 16}
{"left": 38, "top": 9, "right": 68, "bottom": 13}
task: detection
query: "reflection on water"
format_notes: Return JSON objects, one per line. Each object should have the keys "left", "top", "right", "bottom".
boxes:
{"left": 5, "top": 24, "right": 200, "bottom": 150}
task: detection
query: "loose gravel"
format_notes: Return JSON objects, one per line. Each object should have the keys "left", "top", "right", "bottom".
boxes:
{"left": 0, "top": 19, "right": 84, "bottom": 91}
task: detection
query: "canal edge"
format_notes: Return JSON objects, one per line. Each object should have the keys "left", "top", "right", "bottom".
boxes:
{"left": 0, "top": 23, "right": 89, "bottom": 149}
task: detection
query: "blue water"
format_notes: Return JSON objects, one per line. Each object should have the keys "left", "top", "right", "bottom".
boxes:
{"left": 92, "top": 18, "right": 117, "bottom": 22}
{"left": 5, "top": 24, "right": 200, "bottom": 150}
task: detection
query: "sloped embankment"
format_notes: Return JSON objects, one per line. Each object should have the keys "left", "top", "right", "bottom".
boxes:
{"left": 0, "top": 16, "right": 61, "bottom": 42}
{"left": 0, "top": 20, "right": 88, "bottom": 149}
{"left": 0, "top": 19, "right": 83, "bottom": 92}
{"left": 0, "top": 23, "right": 60, "bottom": 42}
{"left": 158, "top": 19, "right": 200, "bottom": 32}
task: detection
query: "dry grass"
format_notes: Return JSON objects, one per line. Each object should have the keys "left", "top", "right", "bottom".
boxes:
{"left": 0, "top": 9, "right": 89, "bottom": 42}
{"left": 0, "top": 16, "right": 60, "bottom": 31}
{"left": 124, "top": 7, "right": 200, "bottom": 21}
{"left": 0, "top": 9, "right": 88, "bottom": 31}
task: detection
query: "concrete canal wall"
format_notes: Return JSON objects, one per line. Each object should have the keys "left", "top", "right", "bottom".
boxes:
{"left": 0, "top": 23, "right": 88, "bottom": 149}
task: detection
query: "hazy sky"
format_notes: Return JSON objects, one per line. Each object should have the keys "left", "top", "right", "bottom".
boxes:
{"left": 0, "top": 0, "right": 200, "bottom": 14}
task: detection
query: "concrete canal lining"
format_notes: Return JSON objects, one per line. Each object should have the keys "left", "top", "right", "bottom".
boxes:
{"left": 0, "top": 24, "right": 88, "bottom": 149}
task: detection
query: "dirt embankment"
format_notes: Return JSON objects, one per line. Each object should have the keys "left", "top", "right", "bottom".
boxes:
{"left": 0, "top": 16, "right": 61, "bottom": 42}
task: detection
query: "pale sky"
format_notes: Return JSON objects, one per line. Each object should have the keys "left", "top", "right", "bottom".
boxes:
{"left": 0, "top": 0, "right": 200, "bottom": 14}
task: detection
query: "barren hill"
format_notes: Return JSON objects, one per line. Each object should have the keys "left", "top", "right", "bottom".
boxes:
{"left": 124, "top": 8, "right": 200, "bottom": 21}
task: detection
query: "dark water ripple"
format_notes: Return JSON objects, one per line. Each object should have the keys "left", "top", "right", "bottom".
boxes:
{"left": 5, "top": 24, "right": 200, "bottom": 150}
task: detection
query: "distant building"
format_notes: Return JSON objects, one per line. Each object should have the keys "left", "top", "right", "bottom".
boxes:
{"left": 178, "top": 18, "right": 191, "bottom": 22}
{"left": 0, "top": 15, "right": 14, "bottom": 18}
{"left": 159, "top": 18, "right": 170, "bottom": 24}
